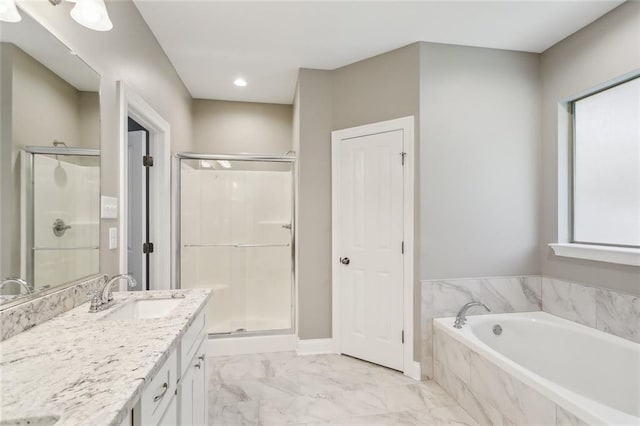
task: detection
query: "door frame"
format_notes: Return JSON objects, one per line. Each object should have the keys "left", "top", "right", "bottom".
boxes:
{"left": 117, "top": 82, "right": 171, "bottom": 290}
{"left": 331, "top": 116, "right": 418, "bottom": 379}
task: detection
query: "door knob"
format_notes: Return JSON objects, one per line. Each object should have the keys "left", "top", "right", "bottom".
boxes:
{"left": 340, "top": 257, "right": 350, "bottom": 265}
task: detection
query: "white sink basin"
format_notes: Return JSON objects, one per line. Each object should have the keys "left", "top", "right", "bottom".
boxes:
{"left": 101, "top": 298, "right": 182, "bottom": 320}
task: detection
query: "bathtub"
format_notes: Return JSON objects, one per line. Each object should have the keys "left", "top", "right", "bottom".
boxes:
{"left": 433, "top": 312, "right": 640, "bottom": 426}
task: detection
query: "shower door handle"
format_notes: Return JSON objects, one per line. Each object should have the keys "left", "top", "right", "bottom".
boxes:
{"left": 340, "top": 257, "right": 350, "bottom": 265}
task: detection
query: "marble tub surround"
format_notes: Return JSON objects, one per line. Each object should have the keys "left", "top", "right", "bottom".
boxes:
{"left": 434, "top": 327, "right": 557, "bottom": 425}
{"left": 208, "top": 351, "right": 479, "bottom": 426}
{"left": 0, "top": 274, "right": 105, "bottom": 341}
{"left": 433, "top": 312, "right": 639, "bottom": 426}
{"left": 0, "top": 289, "right": 211, "bottom": 426}
{"left": 434, "top": 325, "right": 565, "bottom": 426}
{"left": 420, "top": 275, "right": 542, "bottom": 378}
{"left": 542, "top": 277, "right": 640, "bottom": 343}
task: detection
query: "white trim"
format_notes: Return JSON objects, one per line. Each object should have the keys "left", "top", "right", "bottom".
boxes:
{"left": 549, "top": 243, "right": 640, "bottom": 267}
{"left": 207, "top": 334, "right": 297, "bottom": 357}
{"left": 404, "top": 361, "right": 422, "bottom": 381}
{"left": 554, "top": 73, "right": 640, "bottom": 268}
{"left": 331, "top": 116, "right": 416, "bottom": 379}
{"left": 296, "top": 338, "right": 337, "bottom": 355}
{"left": 117, "top": 82, "right": 171, "bottom": 291}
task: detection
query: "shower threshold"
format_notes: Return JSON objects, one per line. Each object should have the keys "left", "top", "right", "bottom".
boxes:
{"left": 209, "top": 327, "right": 295, "bottom": 339}
{"left": 207, "top": 330, "right": 298, "bottom": 356}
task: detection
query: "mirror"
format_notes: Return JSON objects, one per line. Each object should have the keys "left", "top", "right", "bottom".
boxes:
{"left": 0, "top": 8, "right": 101, "bottom": 307}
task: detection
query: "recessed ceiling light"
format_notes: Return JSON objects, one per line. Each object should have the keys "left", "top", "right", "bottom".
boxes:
{"left": 234, "top": 78, "right": 247, "bottom": 87}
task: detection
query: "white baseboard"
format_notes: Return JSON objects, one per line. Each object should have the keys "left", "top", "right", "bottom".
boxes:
{"left": 404, "top": 360, "right": 422, "bottom": 381}
{"left": 296, "top": 338, "right": 337, "bottom": 355}
{"left": 208, "top": 334, "right": 297, "bottom": 357}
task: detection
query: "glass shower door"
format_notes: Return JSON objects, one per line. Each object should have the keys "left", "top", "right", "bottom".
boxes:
{"left": 28, "top": 151, "right": 100, "bottom": 291}
{"left": 179, "top": 157, "right": 294, "bottom": 335}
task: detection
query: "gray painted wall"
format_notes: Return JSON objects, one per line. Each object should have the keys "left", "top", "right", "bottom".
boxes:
{"left": 295, "top": 41, "right": 543, "bottom": 357}
{"left": 295, "top": 45, "right": 421, "bottom": 340}
{"left": 332, "top": 43, "right": 422, "bottom": 353}
{"left": 192, "top": 99, "right": 292, "bottom": 154}
{"left": 419, "top": 42, "right": 541, "bottom": 280}
{"left": 332, "top": 44, "right": 421, "bottom": 131}
{"left": 540, "top": 2, "right": 640, "bottom": 296}
{"left": 295, "top": 69, "right": 334, "bottom": 339}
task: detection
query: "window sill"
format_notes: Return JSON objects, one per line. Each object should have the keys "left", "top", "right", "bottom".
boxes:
{"left": 549, "top": 243, "right": 640, "bottom": 266}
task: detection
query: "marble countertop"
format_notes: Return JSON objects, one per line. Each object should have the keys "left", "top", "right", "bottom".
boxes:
{"left": 0, "top": 289, "right": 211, "bottom": 426}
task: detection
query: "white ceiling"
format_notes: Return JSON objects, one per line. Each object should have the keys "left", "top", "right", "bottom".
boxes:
{"left": 133, "top": 0, "right": 624, "bottom": 105}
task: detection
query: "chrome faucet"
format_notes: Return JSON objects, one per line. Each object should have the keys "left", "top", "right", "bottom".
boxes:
{"left": 88, "top": 274, "right": 137, "bottom": 313}
{"left": 454, "top": 301, "right": 491, "bottom": 329}
{"left": 100, "top": 274, "right": 137, "bottom": 303}
{"left": 0, "top": 277, "right": 33, "bottom": 295}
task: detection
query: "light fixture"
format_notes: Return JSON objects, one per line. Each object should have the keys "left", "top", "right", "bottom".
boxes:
{"left": 0, "top": 0, "right": 22, "bottom": 23}
{"left": 217, "top": 160, "right": 231, "bottom": 169}
{"left": 234, "top": 78, "right": 248, "bottom": 87}
{"left": 70, "top": 0, "right": 112, "bottom": 31}
{"left": 1, "top": 0, "right": 112, "bottom": 31}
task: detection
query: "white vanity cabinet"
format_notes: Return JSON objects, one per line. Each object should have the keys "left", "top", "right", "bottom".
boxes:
{"left": 134, "top": 349, "right": 179, "bottom": 426}
{"left": 178, "top": 338, "right": 207, "bottom": 425}
{"left": 133, "top": 310, "right": 208, "bottom": 426}
{"left": 177, "top": 310, "right": 207, "bottom": 425}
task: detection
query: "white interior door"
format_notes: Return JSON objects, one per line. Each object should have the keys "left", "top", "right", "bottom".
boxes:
{"left": 127, "top": 130, "right": 146, "bottom": 291}
{"left": 337, "top": 130, "right": 405, "bottom": 371}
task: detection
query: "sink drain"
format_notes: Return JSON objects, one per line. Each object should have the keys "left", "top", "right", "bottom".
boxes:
{"left": 493, "top": 324, "right": 502, "bottom": 335}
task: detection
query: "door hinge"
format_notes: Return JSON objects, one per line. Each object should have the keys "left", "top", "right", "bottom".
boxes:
{"left": 401, "top": 152, "right": 407, "bottom": 166}
{"left": 401, "top": 241, "right": 404, "bottom": 254}
{"left": 401, "top": 330, "right": 405, "bottom": 344}
{"left": 143, "top": 242, "right": 154, "bottom": 254}
{"left": 143, "top": 155, "right": 154, "bottom": 167}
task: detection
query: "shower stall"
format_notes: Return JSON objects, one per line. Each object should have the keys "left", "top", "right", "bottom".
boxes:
{"left": 21, "top": 146, "right": 100, "bottom": 291}
{"left": 174, "top": 153, "right": 295, "bottom": 337}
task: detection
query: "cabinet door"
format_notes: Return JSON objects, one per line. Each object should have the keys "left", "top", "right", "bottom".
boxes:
{"left": 137, "top": 349, "right": 178, "bottom": 426}
{"left": 192, "top": 343, "right": 206, "bottom": 426}
{"left": 158, "top": 395, "right": 177, "bottom": 426}
{"left": 179, "top": 339, "right": 207, "bottom": 426}
{"left": 179, "top": 363, "right": 195, "bottom": 426}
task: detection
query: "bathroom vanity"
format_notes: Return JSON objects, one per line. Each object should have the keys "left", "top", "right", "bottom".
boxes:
{"left": 0, "top": 289, "right": 211, "bottom": 426}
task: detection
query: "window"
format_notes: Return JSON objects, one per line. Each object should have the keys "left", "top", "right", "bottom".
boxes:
{"left": 572, "top": 77, "right": 640, "bottom": 248}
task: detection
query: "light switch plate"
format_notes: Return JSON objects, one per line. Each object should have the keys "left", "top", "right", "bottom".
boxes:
{"left": 109, "top": 227, "right": 118, "bottom": 250}
{"left": 101, "top": 196, "right": 118, "bottom": 219}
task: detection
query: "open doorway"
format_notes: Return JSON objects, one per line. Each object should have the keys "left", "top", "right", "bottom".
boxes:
{"left": 118, "top": 82, "right": 171, "bottom": 292}
{"left": 127, "top": 118, "right": 150, "bottom": 291}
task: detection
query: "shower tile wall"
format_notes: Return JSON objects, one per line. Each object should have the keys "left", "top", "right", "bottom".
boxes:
{"left": 32, "top": 155, "right": 99, "bottom": 289}
{"left": 181, "top": 165, "right": 292, "bottom": 334}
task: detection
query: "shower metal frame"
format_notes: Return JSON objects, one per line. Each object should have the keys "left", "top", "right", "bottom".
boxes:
{"left": 173, "top": 152, "right": 297, "bottom": 339}
{"left": 22, "top": 146, "right": 101, "bottom": 287}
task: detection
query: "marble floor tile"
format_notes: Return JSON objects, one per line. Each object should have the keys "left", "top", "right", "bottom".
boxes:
{"left": 208, "top": 352, "right": 478, "bottom": 426}
{"left": 210, "top": 400, "right": 261, "bottom": 426}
